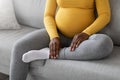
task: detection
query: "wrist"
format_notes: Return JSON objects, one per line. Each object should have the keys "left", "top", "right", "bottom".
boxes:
{"left": 51, "top": 37, "right": 60, "bottom": 40}
{"left": 78, "top": 32, "right": 89, "bottom": 40}
{"left": 51, "top": 36, "right": 60, "bottom": 40}
{"left": 81, "top": 32, "right": 90, "bottom": 37}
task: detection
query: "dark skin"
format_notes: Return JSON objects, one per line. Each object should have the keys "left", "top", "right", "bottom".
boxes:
{"left": 49, "top": 32, "right": 89, "bottom": 59}
{"left": 49, "top": 37, "right": 61, "bottom": 59}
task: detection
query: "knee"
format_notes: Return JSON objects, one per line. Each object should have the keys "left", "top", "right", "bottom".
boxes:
{"left": 13, "top": 39, "right": 27, "bottom": 51}
{"left": 88, "top": 34, "right": 113, "bottom": 59}
{"left": 13, "top": 29, "right": 49, "bottom": 52}
{"left": 89, "top": 34, "right": 113, "bottom": 49}
{"left": 11, "top": 39, "right": 29, "bottom": 57}
{"left": 12, "top": 29, "right": 50, "bottom": 57}
{"left": 89, "top": 34, "right": 113, "bottom": 43}
{"left": 76, "top": 34, "right": 113, "bottom": 60}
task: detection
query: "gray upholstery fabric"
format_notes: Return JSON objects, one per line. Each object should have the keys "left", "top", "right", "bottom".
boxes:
{"left": 12, "top": 0, "right": 46, "bottom": 28}
{"left": 11, "top": 0, "right": 120, "bottom": 80}
{"left": 29, "top": 46, "right": 120, "bottom": 80}
{"left": 100, "top": 0, "right": 120, "bottom": 45}
{"left": 58, "top": 34, "right": 113, "bottom": 60}
{"left": 0, "top": 26, "right": 36, "bottom": 74}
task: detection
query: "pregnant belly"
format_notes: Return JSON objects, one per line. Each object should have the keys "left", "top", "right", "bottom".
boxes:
{"left": 55, "top": 8, "right": 95, "bottom": 38}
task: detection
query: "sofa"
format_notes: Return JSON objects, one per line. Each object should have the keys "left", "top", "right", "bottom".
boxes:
{"left": 0, "top": 0, "right": 120, "bottom": 80}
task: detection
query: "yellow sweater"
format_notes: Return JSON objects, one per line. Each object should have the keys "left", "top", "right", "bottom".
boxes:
{"left": 44, "top": 0, "right": 111, "bottom": 40}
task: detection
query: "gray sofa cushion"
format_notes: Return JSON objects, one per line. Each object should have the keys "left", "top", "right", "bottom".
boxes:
{"left": 13, "top": 0, "right": 120, "bottom": 45}
{"left": 29, "top": 46, "right": 120, "bottom": 80}
{"left": 0, "top": 26, "right": 36, "bottom": 74}
{"left": 100, "top": 0, "right": 120, "bottom": 45}
{"left": 12, "top": 0, "right": 46, "bottom": 29}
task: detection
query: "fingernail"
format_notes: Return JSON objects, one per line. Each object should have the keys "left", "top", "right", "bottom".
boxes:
{"left": 51, "top": 56, "right": 53, "bottom": 59}
{"left": 56, "top": 55, "right": 58, "bottom": 57}
{"left": 76, "top": 45, "right": 78, "bottom": 48}
{"left": 72, "top": 48, "right": 74, "bottom": 51}
{"left": 70, "top": 48, "right": 72, "bottom": 51}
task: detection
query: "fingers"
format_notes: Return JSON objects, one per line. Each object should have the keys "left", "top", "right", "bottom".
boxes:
{"left": 70, "top": 36, "right": 82, "bottom": 51}
{"left": 76, "top": 40, "right": 81, "bottom": 48}
{"left": 50, "top": 43, "right": 56, "bottom": 59}
{"left": 49, "top": 43, "right": 53, "bottom": 59}
{"left": 56, "top": 43, "right": 59, "bottom": 58}
{"left": 53, "top": 42, "right": 56, "bottom": 59}
{"left": 70, "top": 42, "right": 76, "bottom": 51}
{"left": 70, "top": 32, "right": 90, "bottom": 51}
{"left": 50, "top": 43, "right": 59, "bottom": 59}
{"left": 70, "top": 40, "right": 81, "bottom": 51}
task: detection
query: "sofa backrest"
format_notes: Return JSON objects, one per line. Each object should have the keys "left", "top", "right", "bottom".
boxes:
{"left": 13, "top": 0, "right": 46, "bottom": 29}
{"left": 99, "top": 0, "right": 120, "bottom": 46}
{"left": 13, "top": 0, "right": 120, "bottom": 46}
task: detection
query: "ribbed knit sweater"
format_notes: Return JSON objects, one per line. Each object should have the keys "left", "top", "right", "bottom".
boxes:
{"left": 44, "top": 0, "right": 111, "bottom": 39}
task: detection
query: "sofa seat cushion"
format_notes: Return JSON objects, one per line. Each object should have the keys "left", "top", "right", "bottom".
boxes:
{"left": 0, "top": 26, "right": 37, "bottom": 74}
{"left": 30, "top": 46, "right": 120, "bottom": 80}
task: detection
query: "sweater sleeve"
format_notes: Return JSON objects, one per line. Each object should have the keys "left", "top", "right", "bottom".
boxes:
{"left": 44, "top": 0, "right": 59, "bottom": 40}
{"left": 82, "top": 0, "right": 111, "bottom": 35}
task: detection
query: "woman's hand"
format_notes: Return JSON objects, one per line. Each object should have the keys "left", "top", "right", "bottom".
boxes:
{"left": 49, "top": 37, "right": 61, "bottom": 59}
{"left": 70, "top": 32, "right": 89, "bottom": 51}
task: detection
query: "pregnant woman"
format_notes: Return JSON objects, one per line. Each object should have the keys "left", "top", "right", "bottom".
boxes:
{"left": 10, "top": 0, "right": 113, "bottom": 80}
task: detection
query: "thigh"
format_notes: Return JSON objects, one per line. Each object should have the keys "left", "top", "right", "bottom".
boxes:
{"left": 59, "top": 34, "right": 113, "bottom": 60}
{"left": 15, "top": 28, "right": 50, "bottom": 50}
{"left": 10, "top": 29, "right": 50, "bottom": 80}
{"left": 75, "top": 34, "right": 113, "bottom": 60}
{"left": 11, "top": 28, "right": 50, "bottom": 62}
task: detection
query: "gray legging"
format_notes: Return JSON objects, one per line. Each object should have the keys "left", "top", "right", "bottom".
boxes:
{"left": 10, "top": 29, "right": 113, "bottom": 80}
